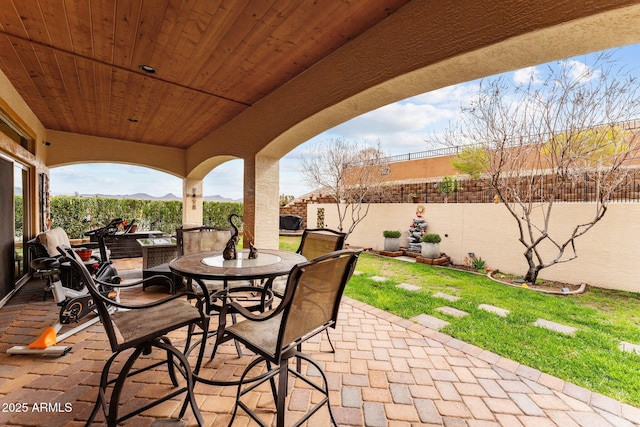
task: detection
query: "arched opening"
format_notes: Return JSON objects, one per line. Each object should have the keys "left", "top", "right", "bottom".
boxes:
{"left": 278, "top": 43, "right": 640, "bottom": 200}
{"left": 202, "top": 159, "right": 244, "bottom": 202}
{"left": 49, "top": 163, "right": 183, "bottom": 198}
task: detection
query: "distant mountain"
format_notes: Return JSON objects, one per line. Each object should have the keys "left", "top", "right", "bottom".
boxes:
{"left": 52, "top": 192, "right": 242, "bottom": 202}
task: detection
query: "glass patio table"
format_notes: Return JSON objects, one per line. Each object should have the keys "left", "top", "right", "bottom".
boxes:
{"left": 170, "top": 248, "right": 305, "bottom": 316}
{"left": 169, "top": 249, "right": 306, "bottom": 385}
{"left": 169, "top": 248, "right": 305, "bottom": 284}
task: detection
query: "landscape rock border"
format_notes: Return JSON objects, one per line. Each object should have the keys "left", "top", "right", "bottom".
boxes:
{"left": 374, "top": 250, "right": 587, "bottom": 295}
{"left": 487, "top": 270, "right": 586, "bottom": 295}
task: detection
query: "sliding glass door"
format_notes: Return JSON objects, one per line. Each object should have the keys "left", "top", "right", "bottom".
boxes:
{"left": 0, "top": 155, "right": 30, "bottom": 300}
{"left": 14, "top": 164, "right": 29, "bottom": 283}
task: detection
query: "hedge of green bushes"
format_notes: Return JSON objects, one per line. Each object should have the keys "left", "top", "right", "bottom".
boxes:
{"left": 15, "top": 195, "right": 23, "bottom": 238}
{"left": 50, "top": 196, "right": 243, "bottom": 239}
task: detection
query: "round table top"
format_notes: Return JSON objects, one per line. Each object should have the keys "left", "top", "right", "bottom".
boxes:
{"left": 169, "top": 249, "right": 306, "bottom": 281}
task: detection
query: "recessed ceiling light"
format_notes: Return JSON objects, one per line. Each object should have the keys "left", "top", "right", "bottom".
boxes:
{"left": 128, "top": 118, "right": 139, "bottom": 123}
{"left": 139, "top": 65, "right": 156, "bottom": 74}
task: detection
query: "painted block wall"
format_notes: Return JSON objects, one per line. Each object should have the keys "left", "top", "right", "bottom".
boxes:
{"left": 308, "top": 202, "right": 640, "bottom": 293}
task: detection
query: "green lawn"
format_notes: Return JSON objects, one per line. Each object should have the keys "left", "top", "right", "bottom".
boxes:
{"left": 279, "top": 235, "right": 640, "bottom": 407}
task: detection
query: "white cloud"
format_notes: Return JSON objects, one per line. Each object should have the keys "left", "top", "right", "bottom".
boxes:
{"left": 280, "top": 156, "right": 314, "bottom": 197}
{"left": 325, "top": 102, "right": 443, "bottom": 139}
{"left": 302, "top": 83, "right": 479, "bottom": 157}
{"left": 203, "top": 160, "right": 244, "bottom": 200}
{"left": 513, "top": 66, "right": 543, "bottom": 85}
{"left": 564, "top": 59, "right": 601, "bottom": 83}
{"left": 410, "top": 82, "right": 479, "bottom": 107}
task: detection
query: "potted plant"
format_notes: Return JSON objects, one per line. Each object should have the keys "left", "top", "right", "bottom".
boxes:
{"left": 439, "top": 175, "right": 462, "bottom": 203}
{"left": 421, "top": 233, "right": 441, "bottom": 258}
{"left": 383, "top": 230, "right": 402, "bottom": 251}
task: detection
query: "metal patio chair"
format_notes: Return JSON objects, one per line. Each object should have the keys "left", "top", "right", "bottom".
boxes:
{"left": 58, "top": 246, "right": 209, "bottom": 427}
{"left": 174, "top": 225, "right": 232, "bottom": 305}
{"left": 212, "top": 249, "right": 361, "bottom": 427}
{"left": 266, "top": 228, "right": 346, "bottom": 299}
{"left": 296, "top": 228, "right": 347, "bottom": 261}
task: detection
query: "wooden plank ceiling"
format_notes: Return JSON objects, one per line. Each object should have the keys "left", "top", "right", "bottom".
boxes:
{"left": 0, "top": 0, "right": 410, "bottom": 148}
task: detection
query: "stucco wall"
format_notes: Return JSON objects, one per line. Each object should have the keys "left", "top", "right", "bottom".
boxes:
{"left": 308, "top": 202, "right": 640, "bottom": 293}
{"left": 0, "top": 68, "right": 47, "bottom": 234}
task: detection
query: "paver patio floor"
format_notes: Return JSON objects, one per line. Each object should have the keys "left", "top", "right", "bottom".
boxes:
{"left": 1, "top": 260, "right": 639, "bottom": 426}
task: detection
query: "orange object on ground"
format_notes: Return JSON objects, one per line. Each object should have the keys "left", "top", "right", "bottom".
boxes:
{"left": 28, "top": 326, "right": 58, "bottom": 349}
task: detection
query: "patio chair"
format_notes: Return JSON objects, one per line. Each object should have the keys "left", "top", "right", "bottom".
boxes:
{"left": 265, "top": 227, "right": 347, "bottom": 365}
{"left": 176, "top": 225, "right": 232, "bottom": 257}
{"left": 212, "top": 249, "right": 361, "bottom": 427}
{"left": 265, "top": 228, "right": 346, "bottom": 298}
{"left": 57, "top": 246, "right": 209, "bottom": 427}
{"left": 296, "top": 227, "right": 347, "bottom": 260}
{"left": 175, "top": 225, "right": 232, "bottom": 307}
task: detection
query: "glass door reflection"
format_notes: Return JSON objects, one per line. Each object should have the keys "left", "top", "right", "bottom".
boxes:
{"left": 14, "top": 164, "right": 28, "bottom": 284}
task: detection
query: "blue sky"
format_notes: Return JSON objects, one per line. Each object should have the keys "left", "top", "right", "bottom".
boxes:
{"left": 50, "top": 43, "right": 640, "bottom": 200}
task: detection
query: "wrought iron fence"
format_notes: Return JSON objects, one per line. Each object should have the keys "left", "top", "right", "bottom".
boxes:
{"left": 352, "top": 118, "right": 640, "bottom": 168}
{"left": 351, "top": 144, "right": 479, "bottom": 167}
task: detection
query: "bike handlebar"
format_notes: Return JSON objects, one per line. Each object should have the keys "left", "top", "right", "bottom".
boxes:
{"left": 84, "top": 218, "right": 125, "bottom": 237}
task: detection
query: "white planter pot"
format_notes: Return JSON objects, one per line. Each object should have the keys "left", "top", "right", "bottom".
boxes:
{"left": 384, "top": 237, "right": 400, "bottom": 252}
{"left": 421, "top": 242, "right": 440, "bottom": 259}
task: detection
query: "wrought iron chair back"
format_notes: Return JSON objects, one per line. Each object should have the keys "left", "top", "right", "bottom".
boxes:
{"left": 57, "top": 245, "right": 208, "bottom": 426}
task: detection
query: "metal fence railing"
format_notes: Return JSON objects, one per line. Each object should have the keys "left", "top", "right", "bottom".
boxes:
{"left": 352, "top": 118, "right": 640, "bottom": 168}
{"left": 351, "top": 144, "right": 478, "bottom": 167}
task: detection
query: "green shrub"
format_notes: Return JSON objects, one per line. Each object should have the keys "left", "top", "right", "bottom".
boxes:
{"left": 472, "top": 257, "right": 486, "bottom": 271}
{"left": 14, "top": 195, "right": 23, "bottom": 238}
{"left": 50, "top": 196, "right": 242, "bottom": 239}
{"left": 383, "top": 230, "right": 402, "bottom": 238}
{"left": 421, "top": 233, "right": 441, "bottom": 243}
{"left": 203, "top": 201, "right": 244, "bottom": 229}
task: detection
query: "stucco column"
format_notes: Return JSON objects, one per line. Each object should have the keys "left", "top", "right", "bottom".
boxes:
{"left": 182, "top": 178, "right": 203, "bottom": 226}
{"left": 244, "top": 155, "right": 279, "bottom": 249}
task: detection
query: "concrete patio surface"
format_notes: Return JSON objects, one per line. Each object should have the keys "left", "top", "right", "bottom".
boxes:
{"left": 1, "top": 259, "right": 639, "bottom": 426}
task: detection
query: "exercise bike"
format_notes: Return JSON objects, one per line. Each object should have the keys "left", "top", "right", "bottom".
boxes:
{"left": 82, "top": 217, "right": 126, "bottom": 284}
{"left": 7, "top": 219, "right": 125, "bottom": 356}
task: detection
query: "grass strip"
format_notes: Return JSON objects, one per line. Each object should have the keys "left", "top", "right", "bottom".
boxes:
{"left": 279, "top": 236, "right": 640, "bottom": 406}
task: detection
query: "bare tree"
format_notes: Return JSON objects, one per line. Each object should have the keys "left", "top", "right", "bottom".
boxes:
{"left": 300, "top": 138, "right": 389, "bottom": 239}
{"left": 442, "top": 52, "right": 640, "bottom": 283}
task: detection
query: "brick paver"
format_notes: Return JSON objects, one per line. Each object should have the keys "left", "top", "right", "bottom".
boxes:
{"left": 0, "top": 266, "right": 638, "bottom": 426}
{"left": 411, "top": 313, "right": 450, "bottom": 330}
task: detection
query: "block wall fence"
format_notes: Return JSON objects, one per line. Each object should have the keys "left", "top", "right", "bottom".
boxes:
{"left": 306, "top": 202, "right": 640, "bottom": 293}
{"left": 281, "top": 170, "right": 640, "bottom": 230}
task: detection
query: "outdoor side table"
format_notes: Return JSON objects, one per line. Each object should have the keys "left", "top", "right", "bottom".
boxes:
{"left": 137, "top": 237, "right": 178, "bottom": 292}
{"left": 136, "top": 237, "right": 177, "bottom": 269}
